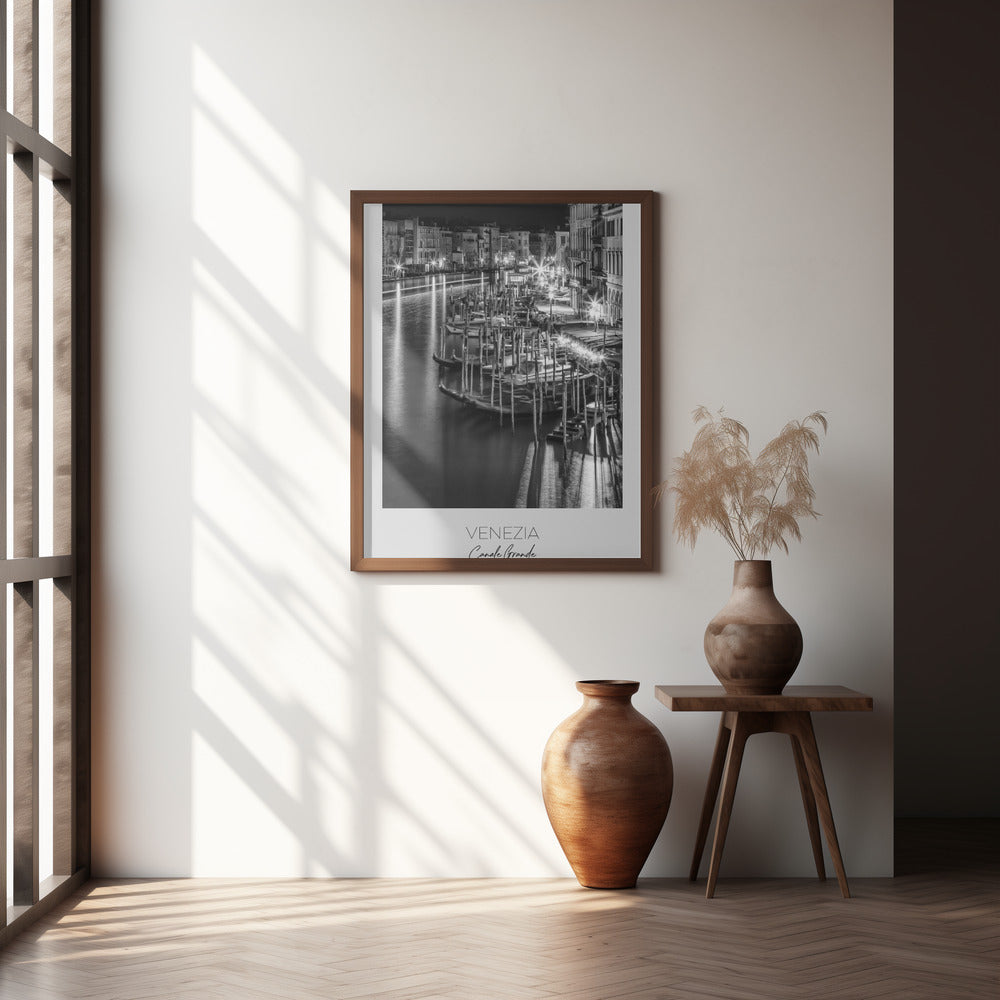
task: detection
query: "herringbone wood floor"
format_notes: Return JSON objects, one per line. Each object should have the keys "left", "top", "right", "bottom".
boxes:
{"left": 1, "top": 820, "right": 997, "bottom": 999}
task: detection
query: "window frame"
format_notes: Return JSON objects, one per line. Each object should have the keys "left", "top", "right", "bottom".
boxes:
{"left": 0, "top": 0, "right": 91, "bottom": 946}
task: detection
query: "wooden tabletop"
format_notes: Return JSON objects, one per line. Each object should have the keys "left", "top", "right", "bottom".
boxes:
{"left": 655, "top": 685, "right": 873, "bottom": 713}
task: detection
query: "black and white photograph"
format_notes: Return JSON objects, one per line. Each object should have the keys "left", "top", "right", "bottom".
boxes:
{"left": 381, "top": 203, "right": 626, "bottom": 511}
{"left": 351, "top": 191, "right": 653, "bottom": 570}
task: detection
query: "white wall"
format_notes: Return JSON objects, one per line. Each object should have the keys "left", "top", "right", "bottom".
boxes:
{"left": 95, "top": 0, "right": 893, "bottom": 877}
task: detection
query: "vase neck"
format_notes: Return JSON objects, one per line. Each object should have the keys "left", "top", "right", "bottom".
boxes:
{"left": 732, "top": 560, "right": 773, "bottom": 589}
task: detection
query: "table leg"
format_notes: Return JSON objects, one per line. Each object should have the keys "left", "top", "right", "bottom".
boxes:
{"left": 706, "top": 712, "right": 752, "bottom": 899}
{"left": 689, "top": 714, "right": 731, "bottom": 881}
{"left": 790, "top": 713, "right": 851, "bottom": 898}
{"left": 790, "top": 733, "right": 826, "bottom": 881}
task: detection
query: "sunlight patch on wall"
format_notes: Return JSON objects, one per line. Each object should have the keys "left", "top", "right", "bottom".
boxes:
{"left": 191, "top": 728, "right": 301, "bottom": 877}
{"left": 307, "top": 177, "right": 351, "bottom": 377}
{"left": 192, "top": 46, "right": 302, "bottom": 197}
{"left": 190, "top": 500, "right": 358, "bottom": 874}
{"left": 374, "top": 588, "right": 567, "bottom": 876}
{"left": 189, "top": 46, "right": 358, "bottom": 867}
{"left": 191, "top": 263, "right": 349, "bottom": 585}
{"left": 192, "top": 49, "right": 304, "bottom": 330}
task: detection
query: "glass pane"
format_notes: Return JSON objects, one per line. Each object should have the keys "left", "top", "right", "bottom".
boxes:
{"left": 39, "top": 172, "right": 53, "bottom": 558}
{"left": 38, "top": 577, "right": 52, "bottom": 884}
{"left": 4, "top": 584, "right": 11, "bottom": 909}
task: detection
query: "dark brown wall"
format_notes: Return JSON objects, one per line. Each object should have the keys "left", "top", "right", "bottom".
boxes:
{"left": 895, "top": 0, "right": 1000, "bottom": 815}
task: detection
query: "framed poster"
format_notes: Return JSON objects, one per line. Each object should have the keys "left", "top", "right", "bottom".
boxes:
{"left": 350, "top": 190, "right": 654, "bottom": 571}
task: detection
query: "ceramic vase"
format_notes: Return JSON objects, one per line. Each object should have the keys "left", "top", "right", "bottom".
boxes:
{"left": 704, "top": 560, "right": 803, "bottom": 695}
{"left": 541, "top": 680, "right": 673, "bottom": 889}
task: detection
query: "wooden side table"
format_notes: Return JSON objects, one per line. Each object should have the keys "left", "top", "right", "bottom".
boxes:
{"left": 655, "top": 685, "right": 873, "bottom": 899}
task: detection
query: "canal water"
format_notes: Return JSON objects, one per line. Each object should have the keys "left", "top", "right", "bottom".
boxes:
{"left": 381, "top": 273, "right": 618, "bottom": 510}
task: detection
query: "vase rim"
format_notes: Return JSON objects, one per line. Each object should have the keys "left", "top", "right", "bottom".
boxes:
{"left": 576, "top": 679, "right": 640, "bottom": 697}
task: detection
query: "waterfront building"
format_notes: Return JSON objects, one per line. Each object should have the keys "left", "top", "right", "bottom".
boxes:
{"left": 529, "top": 230, "right": 555, "bottom": 262}
{"left": 568, "top": 203, "right": 594, "bottom": 313}
{"left": 504, "top": 229, "right": 531, "bottom": 263}
{"left": 554, "top": 230, "right": 570, "bottom": 268}
{"left": 403, "top": 219, "right": 417, "bottom": 266}
{"left": 459, "top": 229, "right": 480, "bottom": 267}
{"left": 476, "top": 224, "right": 501, "bottom": 266}
{"left": 383, "top": 217, "right": 420, "bottom": 274}
{"left": 415, "top": 222, "right": 449, "bottom": 269}
{"left": 382, "top": 219, "right": 407, "bottom": 276}
{"left": 600, "top": 203, "right": 623, "bottom": 324}
{"left": 439, "top": 229, "right": 455, "bottom": 267}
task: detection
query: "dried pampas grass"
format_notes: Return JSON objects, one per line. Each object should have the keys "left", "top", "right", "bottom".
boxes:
{"left": 655, "top": 407, "right": 828, "bottom": 560}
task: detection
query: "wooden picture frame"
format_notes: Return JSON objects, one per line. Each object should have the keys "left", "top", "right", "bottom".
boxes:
{"left": 350, "top": 190, "right": 655, "bottom": 571}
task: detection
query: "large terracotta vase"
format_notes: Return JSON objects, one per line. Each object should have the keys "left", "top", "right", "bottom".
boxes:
{"left": 541, "top": 680, "right": 673, "bottom": 889}
{"left": 704, "top": 560, "right": 803, "bottom": 695}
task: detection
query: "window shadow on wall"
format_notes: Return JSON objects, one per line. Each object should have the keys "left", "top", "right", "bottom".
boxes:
{"left": 188, "top": 46, "right": 562, "bottom": 877}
